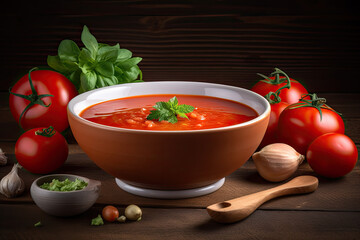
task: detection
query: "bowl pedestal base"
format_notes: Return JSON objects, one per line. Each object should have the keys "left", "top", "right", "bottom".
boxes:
{"left": 115, "top": 178, "right": 225, "bottom": 199}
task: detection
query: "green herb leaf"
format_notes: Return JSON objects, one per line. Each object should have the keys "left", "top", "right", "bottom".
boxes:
{"left": 123, "top": 66, "right": 141, "bottom": 82}
{"left": 47, "top": 55, "right": 73, "bottom": 74}
{"left": 58, "top": 39, "right": 80, "bottom": 62}
{"left": 47, "top": 25, "right": 143, "bottom": 93}
{"left": 96, "top": 75, "right": 118, "bottom": 88}
{"left": 116, "top": 49, "right": 132, "bottom": 62}
{"left": 169, "top": 96, "right": 178, "bottom": 106}
{"left": 91, "top": 214, "right": 104, "bottom": 226}
{"left": 68, "top": 69, "right": 82, "bottom": 89}
{"left": 34, "top": 221, "right": 42, "bottom": 227}
{"left": 177, "top": 104, "right": 195, "bottom": 114}
{"left": 167, "top": 114, "right": 178, "bottom": 124}
{"left": 79, "top": 48, "right": 94, "bottom": 66}
{"left": 95, "top": 61, "right": 114, "bottom": 77}
{"left": 177, "top": 112, "right": 188, "bottom": 119}
{"left": 146, "top": 96, "right": 195, "bottom": 124}
{"left": 81, "top": 25, "right": 98, "bottom": 57}
{"left": 80, "top": 71, "right": 97, "bottom": 92}
{"left": 61, "top": 60, "right": 79, "bottom": 72}
{"left": 97, "top": 44, "right": 120, "bottom": 63}
{"left": 96, "top": 75, "right": 106, "bottom": 88}
{"left": 116, "top": 57, "right": 142, "bottom": 70}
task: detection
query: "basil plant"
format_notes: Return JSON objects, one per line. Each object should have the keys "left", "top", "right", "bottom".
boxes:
{"left": 47, "top": 26, "right": 143, "bottom": 93}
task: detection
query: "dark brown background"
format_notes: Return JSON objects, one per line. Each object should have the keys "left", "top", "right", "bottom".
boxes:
{"left": 1, "top": 1, "right": 360, "bottom": 239}
{"left": 2, "top": 0, "right": 360, "bottom": 93}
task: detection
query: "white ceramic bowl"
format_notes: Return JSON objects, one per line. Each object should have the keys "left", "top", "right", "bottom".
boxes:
{"left": 30, "top": 174, "right": 101, "bottom": 217}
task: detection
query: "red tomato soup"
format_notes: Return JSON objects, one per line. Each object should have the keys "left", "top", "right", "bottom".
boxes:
{"left": 80, "top": 95, "right": 258, "bottom": 131}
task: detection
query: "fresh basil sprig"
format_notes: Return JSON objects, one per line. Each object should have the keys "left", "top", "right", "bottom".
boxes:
{"left": 47, "top": 25, "right": 143, "bottom": 93}
{"left": 147, "top": 96, "right": 195, "bottom": 124}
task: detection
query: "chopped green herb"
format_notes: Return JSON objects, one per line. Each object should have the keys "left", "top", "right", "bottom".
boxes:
{"left": 91, "top": 214, "right": 104, "bottom": 226}
{"left": 146, "top": 96, "right": 195, "bottom": 124}
{"left": 34, "top": 221, "right": 42, "bottom": 227}
{"left": 40, "top": 178, "right": 88, "bottom": 192}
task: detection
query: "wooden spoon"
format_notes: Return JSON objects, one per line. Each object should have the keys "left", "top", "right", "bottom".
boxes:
{"left": 207, "top": 175, "right": 318, "bottom": 223}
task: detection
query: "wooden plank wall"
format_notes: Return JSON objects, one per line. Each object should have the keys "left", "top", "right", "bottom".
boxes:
{"left": 1, "top": 0, "right": 360, "bottom": 93}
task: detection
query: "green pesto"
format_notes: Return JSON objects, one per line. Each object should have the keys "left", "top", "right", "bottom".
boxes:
{"left": 40, "top": 178, "right": 88, "bottom": 192}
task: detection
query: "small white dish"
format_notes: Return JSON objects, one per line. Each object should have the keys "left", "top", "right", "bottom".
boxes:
{"left": 30, "top": 174, "right": 101, "bottom": 217}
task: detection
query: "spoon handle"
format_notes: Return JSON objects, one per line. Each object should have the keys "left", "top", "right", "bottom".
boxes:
{"left": 207, "top": 175, "right": 318, "bottom": 223}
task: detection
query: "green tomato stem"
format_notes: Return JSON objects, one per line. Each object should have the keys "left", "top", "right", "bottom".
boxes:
{"left": 289, "top": 93, "right": 342, "bottom": 121}
{"left": 262, "top": 68, "right": 292, "bottom": 104}
{"left": 35, "top": 126, "right": 56, "bottom": 137}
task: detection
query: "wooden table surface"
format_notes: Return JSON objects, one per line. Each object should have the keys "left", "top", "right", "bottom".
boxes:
{"left": 0, "top": 92, "right": 359, "bottom": 240}
{"left": 1, "top": 1, "right": 360, "bottom": 239}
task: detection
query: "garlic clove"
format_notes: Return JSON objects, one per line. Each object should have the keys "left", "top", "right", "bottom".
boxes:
{"left": 0, "top": 163, "right": 25, "bottom": 198}
{"left": 0, "top": 148, "right": 7, "bottom": 166}
{"left": 252, "top": 143, "right": 305, "bottom": 182}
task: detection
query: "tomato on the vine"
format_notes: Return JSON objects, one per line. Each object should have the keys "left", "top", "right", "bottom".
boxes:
{"left": 277, "top": 94, "right": 345, "bottom": 155}
{"left": 15, "top": 126, "right": 68, "bottom": 174}
{"left": 251, "top": 68, "right": 308, "bottom": 104}
{"left": 254, "top": 68, "right": 292, "bottom": 148}
{"left": 307, "top": 133, "right": 358, "bottom": 178}
{"left": 9, "top": 68, "right": 78, "bottom": 132}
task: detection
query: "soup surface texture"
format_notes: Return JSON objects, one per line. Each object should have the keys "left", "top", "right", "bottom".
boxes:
{"left": 80, "top": 94, "right": 258, "bottom": 131}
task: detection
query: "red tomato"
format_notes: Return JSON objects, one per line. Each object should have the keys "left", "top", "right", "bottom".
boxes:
{"left": 307, "top": 133, "right": 358, "bottom": 178}
{"left": 102, "top": 205, "right": 119, "bottom": 222}
{"left": 251, "top": 68, "right": 308, "bottom": 104}
{"left": 15, "top": 126, "right": 68, "bottom": 174}
{"left": 259, "top": 101, "right": 289, "bottom": 148}
{"left": 277, "top": 94, "right": 345, "bottom": 155}
{"left": 9, "top": 68, "right": 78, "bottom": 132}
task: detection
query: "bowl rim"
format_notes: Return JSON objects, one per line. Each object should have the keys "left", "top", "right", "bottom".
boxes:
{"left": 68, "top": 81, "right": 271, "bottom": 133}
{"left": 31, "top": 174, "right": 91, "bottom": 194}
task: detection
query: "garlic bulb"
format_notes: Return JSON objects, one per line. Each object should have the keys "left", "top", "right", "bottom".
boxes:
{"left": 0, "top": 148, "right": 7, "bottom": 166}
{"left": 252, "top": 143, "right": 304, "bottom": 182}
{"left": 0, "top": 163, "right": 25, "bottom": 198}
{"left": 125, "top": 204, "right": 142, "bottom": 221}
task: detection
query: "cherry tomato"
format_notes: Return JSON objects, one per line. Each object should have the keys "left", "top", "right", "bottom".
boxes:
{"left": 251, "top": 68, "right": 308, "bottom": 104}
{"left": 102, "top": 205, "right": 119, "bottom": 222}
{"left": 9, "top": 68, "right": 78, "bottom": 132}
{"left": 307, "top": 133, "right": 358, "bottom": 178}
{"left": 277, "top": 94, "right": 345, "bottom": 155}
{"left": 259, "top": 101, "right": 289, "bottom": 148}
{"left": 15, "top": 126, "right": 68, "bottom": 174}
